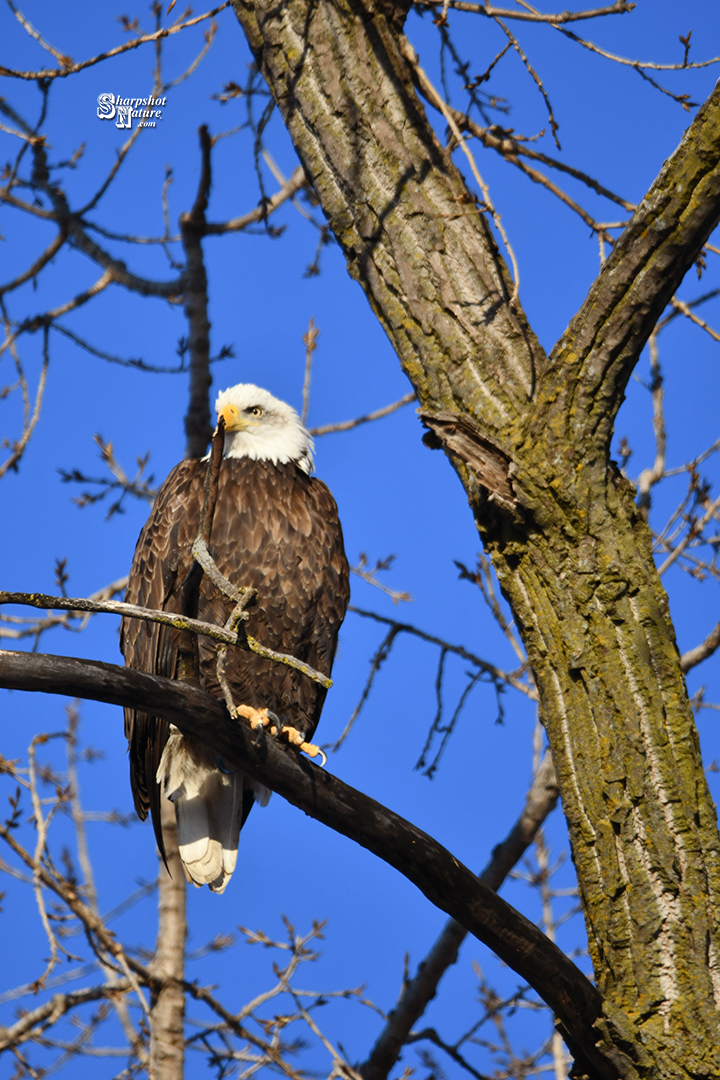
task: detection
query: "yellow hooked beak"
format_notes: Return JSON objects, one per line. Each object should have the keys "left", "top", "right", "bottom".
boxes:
{"left": 218, "top": 403, "right": 251, "bottom": 432}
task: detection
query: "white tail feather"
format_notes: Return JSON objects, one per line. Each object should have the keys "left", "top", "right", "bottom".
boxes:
{"left": 157, "top": 726, "right": 258, "bottom": 894}
{"left": 250, "top": 781, "right": 272, "bottom": 807}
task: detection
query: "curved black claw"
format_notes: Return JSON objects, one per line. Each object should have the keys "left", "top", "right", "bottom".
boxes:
{"left": 216, "top": 755, "right": 236, "bottom": 775}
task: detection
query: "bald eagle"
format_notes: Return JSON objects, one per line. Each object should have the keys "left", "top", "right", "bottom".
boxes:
{"left": 121, "top": 384, "right": 349, "bottom": 893}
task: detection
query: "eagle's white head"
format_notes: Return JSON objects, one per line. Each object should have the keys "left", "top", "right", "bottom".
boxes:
{"left": 215, "top": 383, "right": 314, "bottom": 474}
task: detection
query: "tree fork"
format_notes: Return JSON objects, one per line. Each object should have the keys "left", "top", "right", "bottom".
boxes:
{"left": 229, "top": 0, "right": 720, "bottom": 1072}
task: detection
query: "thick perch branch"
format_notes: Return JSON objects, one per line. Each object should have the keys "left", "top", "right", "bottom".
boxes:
{"left": 0, "top": 647, "right": 632, "bottom": 1080}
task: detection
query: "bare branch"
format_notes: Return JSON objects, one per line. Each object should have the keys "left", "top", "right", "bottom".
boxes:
{"left": 681, "top": 618, "right": 720, "bottom": 673}
{"left": 360, "top": 751, "right": 559, "bottom": 1080}
{"left": 669, "top": 295, "right": 720, "bottom": 344}
{"left": 401, "top": 42, "right": 521, "bottom": 304}
{"left": 0, "top": 795, "right": 304, "bottom": 1075}
{"left": 49, "top": 229, "right": 183, "bottom": 300}
{"left": 309, "top": 393, "right": 417, "bottom": 437}
{"left": 555, "top": 23, "right": 718, "bottom": 76}
{"left": 412, "top": 82, "right": 635, "bottom": 215}
{"left": 0, "top": 320, "right": 49, "bottom": 480}
{"left": 77, "top": 112, "right": 148, "bottom": 218}
{"left": 348, "top": 606, "right": 536, "bottom": 699}
{"left": 456, "top": 554, "right": 526, "bottom": 666}
{"left": 656, "top": 287, "right": 720, "bottom": 332}
{"left": 636, "top": 330, "right": 665, "bottom": 517}
{"left": 5, "top": 0, "right": 73, "bottom": 67}
{"left": 0, "top": 982, "right": 132, "bottom": 1054}
{"left": 27, "top": 731, "right": 74, "bottom": 989}
{"left": 0, "top": 3, "right": 232, "bottom": 80}
{"left": 301, "top": 318, "right": 318, "bottom": 426}
{"left": 0, "top": 227, "right": 68, "bottom": 299}
{"left": 204, "top": 164, "right": 306, "bottom": 234}
{"left": 351, "top": 554, "right": 412, "bottom": 604}
{"left": 492, "top": 16, "right": 560, "bottom": 148}
{"left": 0, "top": 591, "right": 333, "bottom": 688}
{"left": 0, "top": 577, "right": 128, "bottom": 643}
{"left": 657, "top": 490, "right": 720, "bottom": 577}
{"left": 547, "top": 79, "right": 720, "bottom": 455}
{"left": 328, "top": 626, "right": 400, "bottom": 752}
{"left": 408, "top": 52, "right": 636, "bottom": 247}
{"left": 413, "top": 0, "right": 637, "bottom": 24}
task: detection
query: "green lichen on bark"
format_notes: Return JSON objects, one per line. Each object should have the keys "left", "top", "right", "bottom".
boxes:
{"left": 488, "top": 464, "right": 720, "bottom": 1068}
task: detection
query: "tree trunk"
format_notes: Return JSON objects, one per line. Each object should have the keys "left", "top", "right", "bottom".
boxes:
{"left": 230, "top": 0, "right": 720, "bottom": 1073}
{"left": 149, "top": 796, "right": 186, "bottom": 1080}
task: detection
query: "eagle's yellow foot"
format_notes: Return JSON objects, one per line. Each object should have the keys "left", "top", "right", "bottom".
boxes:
{"left": 235, "top": 707, "right": 326, "bottom": 766}
{"left": 236, "top": 704, "right": 275, "bottom": 731}
{"left": 279, "top": 726, "right": 327, "bottom": 768}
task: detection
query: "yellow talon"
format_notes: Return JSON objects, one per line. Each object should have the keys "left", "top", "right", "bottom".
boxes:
{"left": 236, "top": 704, "right": 273, "bottom": 730}
{"left": 235, "top": 707, "right": 326, "bottom": 767}
{"left": 280, "top": 726, "right": 327, "bottom": 767}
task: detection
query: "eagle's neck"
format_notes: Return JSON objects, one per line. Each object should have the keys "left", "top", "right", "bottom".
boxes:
{"left": 223, "top": 425, "right": 314, "bottom": 474}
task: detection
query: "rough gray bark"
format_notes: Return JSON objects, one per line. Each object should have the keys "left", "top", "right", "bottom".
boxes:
{"left": 227, "top": 2, "right": 720, "bottom": 1074}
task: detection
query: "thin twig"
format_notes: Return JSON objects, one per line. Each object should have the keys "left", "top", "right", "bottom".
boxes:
{"left": 681, "top": 618, "right": 720, "bottom": 673}
{"left": 301, "top": 318, "right": 318, "bottom": 426}
{"left": 0, "top": 321, "right": 50, "bottom": 479}
{"left": 5, "top": 0, "right": 74, "bottom": 67}
{"left": 669, "top": 295, "right": 720, "bottom": 344}
{"left": 328, "top": 627, "right": 400, "bottom": 752}
{"left": 0, "top": 228, "right": 68, "bottom": 299}
{"left": 492, "top": 16, "right": 560, "bottom": 148}
{"left": 28, "top": 732, "right": 69, "bottom": 989}
{"left": 205, "top": 165, "right": 306, "bottom": 234}
{"left": 413, "top": 0, "right": 634, "bottom": 24}
{"left": 636, "top": 329, "right": 665, "bottom": 517}
{"left": 0, "top": 3, "right": 232, "bottom": 80}
{"left": 657, "top": 491, "right": 720, "bottom": 576}
{"left": 405, "top": 47, "right": 521, "bottom": 305}
{"left": 310, "top": 393, "right": 417, "bottom": 436}
{"left": 0, "top": 591, "right": 332, "bottom": 688}
{"left": 349, "top": 606, "right": 536, "bottom": 698}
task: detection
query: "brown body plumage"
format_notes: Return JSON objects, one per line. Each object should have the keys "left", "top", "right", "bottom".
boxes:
{"left": 122, "top": 387, "right": 349, "bottom": 892}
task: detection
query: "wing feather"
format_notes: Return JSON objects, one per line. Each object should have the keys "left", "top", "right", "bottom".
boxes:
{"left": 122, "top": 460, "right": 204, "bottom": 860}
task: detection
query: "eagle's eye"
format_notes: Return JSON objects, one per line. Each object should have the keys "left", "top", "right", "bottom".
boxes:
{"left": 246, "top": 405, "right": 264, "bottom": 418}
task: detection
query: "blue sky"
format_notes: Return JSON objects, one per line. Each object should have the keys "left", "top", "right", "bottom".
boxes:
{"left": 2, "top": 2, "right": 720, "bottom": 1076}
